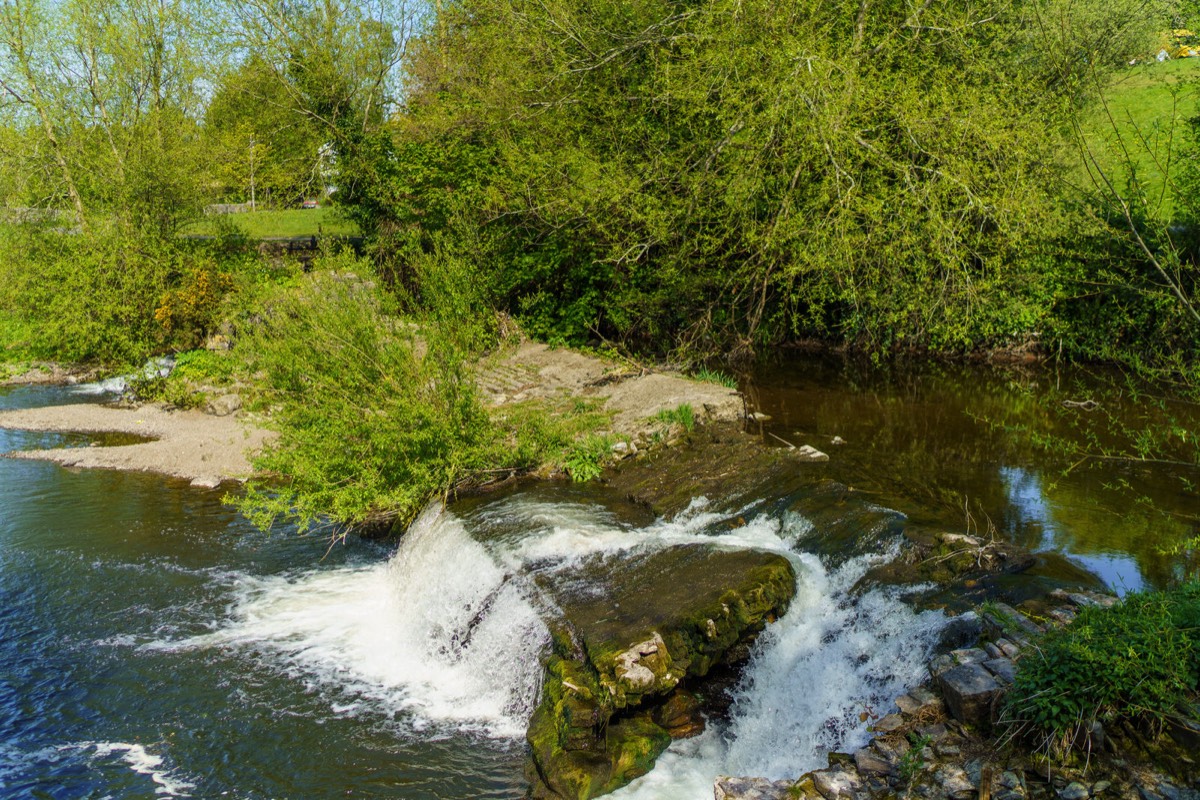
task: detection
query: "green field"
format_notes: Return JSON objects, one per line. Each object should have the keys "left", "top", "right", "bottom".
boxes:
{"left": 1078, "top": 57, "right": 1200, "bottom": 218}
{"left": 180, "top": 206, "right": 360, "bottom": 238}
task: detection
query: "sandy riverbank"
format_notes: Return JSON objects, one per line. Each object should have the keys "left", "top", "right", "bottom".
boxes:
{"left": 0, "top": 403, "right": 273, "bottom": 488}
{"left": 0, "top": 341, "right": 744, "bottom": 489}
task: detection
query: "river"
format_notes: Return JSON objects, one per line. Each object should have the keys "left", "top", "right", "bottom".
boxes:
{"left": 1, "top": 357, "right": 1196, "bottom": 798}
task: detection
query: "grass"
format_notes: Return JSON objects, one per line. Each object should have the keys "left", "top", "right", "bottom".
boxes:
{"left": 1077, "top": 57, "right": 1200, "bottom": 219}
{"left": 653, "top": 403, "right": 695, "bottom": 432}
{"left": 179, "top": 206, "right": 360, "bottom": 238}
{"left": 690, "top": 366, "right": 738, "bottom": 389}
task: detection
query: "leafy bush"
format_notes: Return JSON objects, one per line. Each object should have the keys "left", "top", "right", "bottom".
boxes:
{"left": 234, "top": 270, "right": 499, "bottom": 532}
{"left": 1004, "top": 583, "right": 1200, "bottom": 756}
{"left": 132, "top": 349, "right": 237, "bottom": 409}
{"left": 0, "top": 224, "right": 264, "bottom": 365}
{"left": 561, "top": 434, "right": 615, "bottom": 482}
{"left": 0, "top": 225, "right": 174, "bottom": 364}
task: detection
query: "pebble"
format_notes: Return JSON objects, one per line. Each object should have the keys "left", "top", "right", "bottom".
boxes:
{"left": 1091, "top": 782, "right": 1111, "bottom": 796}
{"left": 1060, "top": 782, "right": 1090, "bottom": 800}
{"left": 872, "top": 713, "right": 905, "bottom": 733}
{"left": 938, "top": 766, "right": 976, "bottom": 800}
{"left": 1001, "top": 772, "right": 1024, "bottom": 790}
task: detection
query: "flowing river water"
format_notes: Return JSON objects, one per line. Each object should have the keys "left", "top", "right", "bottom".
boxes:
{"left": 2, "top": 356, "right": 1197, "bottom": 798}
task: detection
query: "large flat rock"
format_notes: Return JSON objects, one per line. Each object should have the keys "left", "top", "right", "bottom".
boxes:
{"left": 527, "top": 544, "right": 796, "bottom": 799}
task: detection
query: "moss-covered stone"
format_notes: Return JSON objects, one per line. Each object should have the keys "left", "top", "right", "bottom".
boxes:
{"left": 526, "top": 543, "right": 797, "bottom": 798}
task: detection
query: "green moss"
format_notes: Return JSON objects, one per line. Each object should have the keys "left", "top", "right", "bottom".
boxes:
{"left": 527, "top": 546, "right": 796, "bottom": 798}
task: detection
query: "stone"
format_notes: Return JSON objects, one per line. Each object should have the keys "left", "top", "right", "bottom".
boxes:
{"left": 205, "top": 393, "right": 242, "bottom": 417}
{"left": 1048, "top": 608, "right": 1077, "bottom": 627}
{"left": 1092, "top": 783, "right": 1112, "bottom": 796}
{"left": 929, "top": 654, "right": 958, "bottom": 678}
{"left": 936, "top": 663, "right": 1002, "bottom": 728}
{"left": 1001, "top": 772, "right": 1024, "bottom": 790}
{"left": 939, "top": 611, "right": 984, "bottom": 650}
{"left": 831, "top": 436, "right": 846, "bottom": 445}
{"left": 983, "top": 658, "right": 1017, "bottom": 685}
{"left": 996, "top": 639, "right": 1021, "bottom": 658}
{"left": 940, "top": 533, "right": 984, "bottom": 547}
{"left": 855, "top": 748, "right": 894, "bottom": 776}
{"left": 875, "top": 737, "right": 911, "bottom": 763}
{"left": 918, "top": 722, "right": 948, "bottom": 742}
{"left": 984, "top": 602, "right": 1044, "bottom": 636}
{"left": 951, "top": 647, "right": 990, "bottom": 665}
{"left": 872, "top": 713, "right": 905, "bottom": 733}
{"left": 936, "top": 744, "right": 962, "bottom": 758}
{"left": 938, "top": 766, "right": 976, "bottom": 800}
{"left": 653, "top": 689, "right": 704, "bottom": 739}
{"left": 1060, "top": 784, "right": 1090, "bottom": 800}
{"left": 812, "top": 769, "right": 861, "bottom": 800}
{"left": 795, "top": 445, "right": 829, "bottom": 462}
{"left": 984, "top": 641, "right": 1004, "bottom": 659}
{"left": 996, "top": 791, "right": 1027, "bottom": 800}
{"left": 909, "top": 686, "right": 940, "bottom": 706}
{"left": 714, "top": 775, "right": 798, "bottom": 800}
{"left": 526, "top": 544, "right": 797, "bottom": 799}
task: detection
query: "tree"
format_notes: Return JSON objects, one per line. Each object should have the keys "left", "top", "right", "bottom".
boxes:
{"left": 204, "top": 56, "right": 327, "bottom": 206}
{"left": 378, "top": 0, "right": 1161, "bottom": 356}
{"left": 0, "top": 0, "right": 220, "bottom": 232}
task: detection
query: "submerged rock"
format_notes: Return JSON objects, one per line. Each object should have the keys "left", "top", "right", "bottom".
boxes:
{"left": 526, "top": 544, "right": 796, "bottom": 799}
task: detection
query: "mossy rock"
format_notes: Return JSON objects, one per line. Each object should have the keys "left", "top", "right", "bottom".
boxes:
{"left": 526, "top": 543, "right": 796, "bottom": 798}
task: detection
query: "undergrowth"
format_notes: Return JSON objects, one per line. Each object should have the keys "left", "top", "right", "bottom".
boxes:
{"left": 232, "top": 255, "right": 612, "bottom": 534}
{"left": 1004, "top": 582, "right": 1200, "bottom": 759}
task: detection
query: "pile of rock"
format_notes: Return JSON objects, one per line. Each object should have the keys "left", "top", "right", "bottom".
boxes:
{"left": 714, "top": 590, "right": 1198, "bottom": 800}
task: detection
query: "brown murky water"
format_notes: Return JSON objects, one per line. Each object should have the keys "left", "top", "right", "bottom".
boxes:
{"left": 746, "top": 354, "right": 1200, "bottom": 593}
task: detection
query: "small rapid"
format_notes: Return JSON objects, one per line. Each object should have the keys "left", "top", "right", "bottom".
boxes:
{"left": 164, "top": 495, "right": 944, "bottom": 797}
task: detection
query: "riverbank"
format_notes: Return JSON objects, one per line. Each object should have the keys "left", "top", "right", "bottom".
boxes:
{"left": 0, "top": 402, "right": 274, "bottom": 488}
{"left": 0, "top": 339, "right": 745, "bottom": 491}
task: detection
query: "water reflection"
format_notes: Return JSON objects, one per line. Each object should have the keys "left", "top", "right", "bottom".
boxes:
{"left": 750, "top": 354, "right": 1200, "bottom": 592}
{"left": 999, "top": 466, "right": 1144, "bottom": 594}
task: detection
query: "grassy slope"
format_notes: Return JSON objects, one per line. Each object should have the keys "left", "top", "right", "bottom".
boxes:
{"left": 179, "top": 206, "right": 360, "bottom": 238}
{"left": 1078, "top": 57, "right": 1200, "bottom": 219}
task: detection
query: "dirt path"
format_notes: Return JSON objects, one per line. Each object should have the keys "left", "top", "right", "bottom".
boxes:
{"left": 0, "top": 403, "right": 273, "bottom": 488}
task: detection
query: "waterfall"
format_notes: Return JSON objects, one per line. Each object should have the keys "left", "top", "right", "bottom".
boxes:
{"left": 166, "top": 495, "right": 945, "bottom": 797}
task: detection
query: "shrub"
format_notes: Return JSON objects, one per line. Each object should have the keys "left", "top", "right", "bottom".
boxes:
{"left": 1004, "top": 583, "right": 1200, "bottom": 757}
{"left": 234, "top": 270, "right": 499, "bottom": 532}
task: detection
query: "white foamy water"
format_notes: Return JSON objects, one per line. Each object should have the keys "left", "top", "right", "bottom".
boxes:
{"left": 611, "top": 549, "right": 946, "bottom": 800}
{"left": 0, "top": 741, "right": 195, "bottom": 797}
{"left": 153, "top": 493, "right": 944, "bottom": 797}
{"left": 70, "top": 357, "right": 174, "bottom": 395}
{"left": 159, "top": 505, "right": 549, "bottom": 737}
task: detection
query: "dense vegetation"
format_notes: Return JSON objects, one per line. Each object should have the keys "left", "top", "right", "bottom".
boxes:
{"left": 1005, "top": 582, "right": 1200, "bottom": 758}
{"left": 2, "top": 0, "right": 1200, "bottom": 528}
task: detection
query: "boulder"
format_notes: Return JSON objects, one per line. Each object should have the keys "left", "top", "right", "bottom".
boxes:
{"left": 811, "top": 768, "right": 862, "bottom": 800}
{"left": 527, "top": 544, "right": 796, "bottom": 799}
{"left": 205, "top": 393, "right": 242, "bottom": 417}
{"left": 936, "top": 663, "right": 1002, "bottom": 728}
